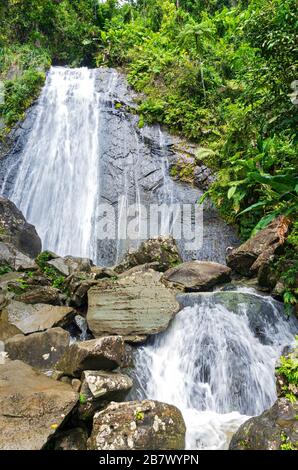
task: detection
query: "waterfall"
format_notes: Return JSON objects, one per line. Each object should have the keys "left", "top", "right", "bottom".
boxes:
{"left": 2, "top": 68, "right": 101, "bottom": 259}
{"left": 0, "top": 66, "right": 238, "bottom": 266}
{"left": 132, "top": 289, "right": 298, "bottom": 450}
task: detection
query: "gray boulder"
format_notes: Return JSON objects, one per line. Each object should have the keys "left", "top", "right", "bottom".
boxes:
{"left": 47, "top": 256, "right": 93, "bottom": 277}
{"left": 78, "top": 370, "right": 133, "bottom": 420}
{"left": 55, "top": 336, "right": 128, "bottom": 377}
{"left": 229, "top": 398, "right": 298, "bottom": 450}
{"left": 1, "top": 300, "right": 75, "bottom": 334}
{"left": 227, "top": 216, "right": 289, "bottom": 277}
{"left": 88, "top": 400, "right": 186, "bottom": 450}
{"left": 0, "top": 241, "right": 36, "bottom": 271}
{"left": 114, "top": 236, "right": 182, "bottom": 274}
{"left": 0, "top": 359, "right": 78, "bottom": 450}
{"left": 87, "top": 269, "right": 179, "bottom": 338}
{"left": 16, "top": 286, "right": 61, "bottom": 305}
{"left": 0, "top": 196, "right": 41, "bottom": 259}
{"left": 5, "top": 327, "right": 70, "bottom": 370}
{"left": 162, "top": 261, "right": 231, "bottom": 292}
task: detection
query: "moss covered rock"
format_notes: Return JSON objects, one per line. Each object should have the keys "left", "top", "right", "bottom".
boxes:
{"left": 88, "top": 400, "right": 186, "bottom": 450}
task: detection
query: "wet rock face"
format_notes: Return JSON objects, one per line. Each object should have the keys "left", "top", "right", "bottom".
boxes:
{"left": 162, "top": 261, "right": 231, "bottom": 292}
{"left": 227, "top": 216, "right": 289, "bottom": 277}
{"left": 55, "top": 336, "right": 128, "bottom": 377}
{"left": 4, "top": 327, "right": 70, "bottom": 370}
{"left": 114, "top": 236, "right": 182, "bottom": 274}
{"left": 0, "top": 196, "right": 41, "bottom": 259}
{"left": 88, "top": 400, "right": 186, "bottom": 450}
{"left": 0, "top": 359, "right": 78, "bottom": 450}
{"left": 229, "top": 398, "right": 298, "bottom": 450}
{"left": 87, "top": 269, "right": 179, "bottom": 338}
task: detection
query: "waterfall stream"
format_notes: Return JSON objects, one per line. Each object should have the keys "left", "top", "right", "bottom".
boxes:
{"left": 0, "top": 67, "right": 296, "bottom": 450}
{"left": 132, "top": 288, "right": 298, "bottom": 449}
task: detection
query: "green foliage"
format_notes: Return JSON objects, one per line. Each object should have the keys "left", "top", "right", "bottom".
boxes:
{"left": 36, "top": 251, "right": 54, "bottom": 270}
{"left": 79, "top": 393, "right": 87, "bottom": 405}
{"left": 277, "top": 347, "right": 298, "bottom": 388}
{"left": 280, "top": 431, "right": 297, "bottom": 450}
{"left": 36, "top": 251, "right": 65, "bottom": 291}
{"left": 0, "top": 69, "right": 45, "bottom": 128}
{"left": 135, "top": 409, "right": 145, "bottom": 421}
{"left": 0, "top": 265, "right": 13, "bottom": 276}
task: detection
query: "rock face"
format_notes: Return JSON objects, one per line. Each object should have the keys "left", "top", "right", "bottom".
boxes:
{"left": 0, "top": 359, "right": 78, "bottom": 450}
{"left": 88, "top": 400, "right": 186, "bottom": 450}
{"left": 56, "top": 336, "right": 127, "bottom": 377}
{"left": 114, "top": 236, "right": 182, "bottom": 274}
{"left": 227, "top": 216, "right": 289, "bottom": 276}
{"left": 5, "top": 328, "right": 70, "bottom": 370}
{"left": 1, "top": 300, "right": 75, "bottom": 334}
{"left": 162, "top": 261, "right": 231, "bottom": 292}
{"left": 229, "top": 398, "right": 298, "bottom": 450}
{"left": 0, "top": 196, "right": 41, "bottom": 259}
{"left": 87, "top": 269, "right": 179, "bottom": 338}
{"left": 78, "top": 370, "right": 133, "bottom": 419}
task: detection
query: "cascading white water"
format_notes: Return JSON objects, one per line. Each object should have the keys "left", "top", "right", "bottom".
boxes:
{"left": 6, "top": 67, "right": 103, "bottom": 259}
{"left": 133, "top": 289, "right": 297, "bottom": 450}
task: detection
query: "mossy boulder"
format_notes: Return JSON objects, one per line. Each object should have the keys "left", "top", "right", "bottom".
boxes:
{"left": 88, "top": 400, "right": 186, "bottom": 450}
{"left": 229, "top": 398, "right": 298, "bottom": 450}
{"left": 114, "top": 236, "right": 182, "bottom": 274}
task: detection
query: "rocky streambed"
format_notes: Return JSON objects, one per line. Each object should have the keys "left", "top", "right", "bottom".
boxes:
{"left": 0, "top": 196, "right": 297, "bottom": 450}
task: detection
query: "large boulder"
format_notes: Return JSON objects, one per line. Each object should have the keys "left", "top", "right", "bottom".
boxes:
{"left": 114, "top": 236, "right": 182, "bottom": 274}
{"left": 1, "top": 300, "right": 75, "bottom": 334}
{"left": 162, "top": 261, "right": 231, "bottom": 292}
{"left": 87, "top": 269, "right": 179, "bottom": 338}
{"left": 0, "top": 359, "right": 78, "bottom": 450}
{"left": 16, "top": 286, "right": 62, "bottom": 305}
{"left": 55, "top": 336, "right": 128, "bottom": 377}
{"left": 64, "top": 274, "right": 98, "bottom": 308}
{"left": 5, "top": 327, "right": 70, "bottom": 370}
{"left": 78, "top": 370, "right": 133, "bottom": 420}
{"left": 88, "top": 400, "right": 186, "bottom": 450}
{"left": 0, "top": 241, "right": 36, "bottom": 271}
{"left": 47, "top": 256, "right": 93, "bottom": 277}
{"left": 0, "top": 197, "right": 41, "bottom": 259}
{"left": 229, "top": 398, "right": 298, "bottom": 450}
{"left": 227, "top": 216, "right": 289, "bottom": 277}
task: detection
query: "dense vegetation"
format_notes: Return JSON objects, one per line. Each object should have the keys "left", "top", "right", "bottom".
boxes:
{"left": 0, "top": 0, "right": 297, "bottom": 307}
